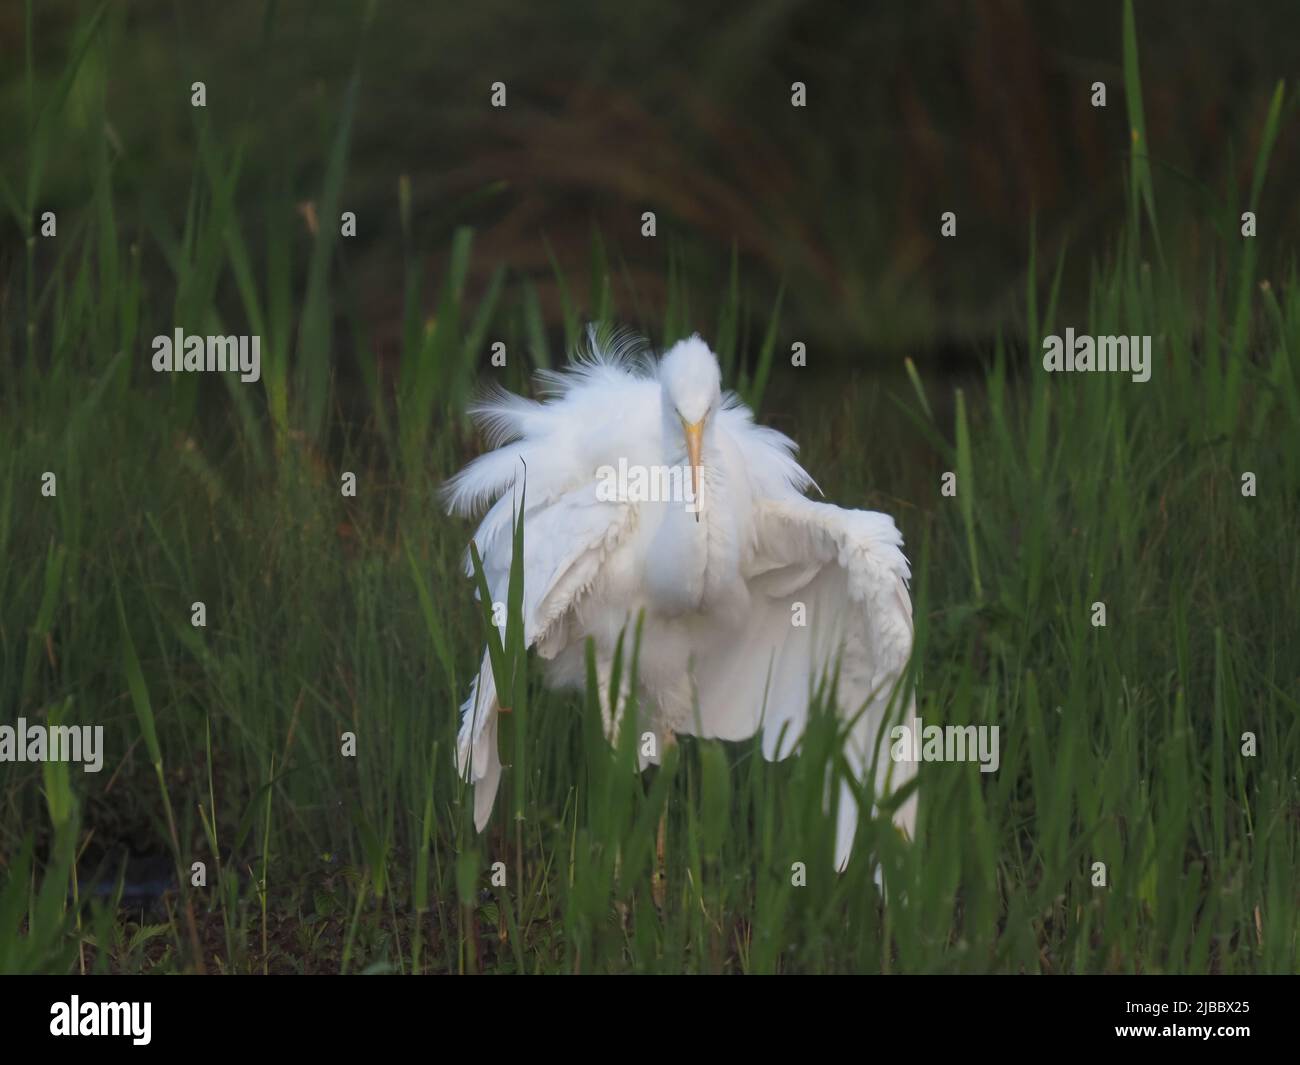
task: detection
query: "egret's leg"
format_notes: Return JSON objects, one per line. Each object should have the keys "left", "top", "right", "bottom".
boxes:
{"left": 652, "top": 729, "right": 676, "bottom": 908}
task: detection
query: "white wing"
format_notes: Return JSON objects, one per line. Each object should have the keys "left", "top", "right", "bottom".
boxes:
{"left": 689, "top": 494, "right": 918, "bottom": 870}
{"left": 453, "top": 482, "right": 635, "bottom": 830}
{"left": 444, "top": 335, "right": 652, "bottom": 830}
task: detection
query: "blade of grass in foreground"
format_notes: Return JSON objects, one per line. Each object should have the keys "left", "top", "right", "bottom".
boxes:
{"left": 112, "top": 561, "right": 204, "bottom": 971}
{"left": 297, "top": 69, "right": 360, "bottom": 443}
{"left": 1121, "top": 0, "right": 1163, "bottom": 268}
{"left": 953, "top": 389, "right": 981, "bottom": 599}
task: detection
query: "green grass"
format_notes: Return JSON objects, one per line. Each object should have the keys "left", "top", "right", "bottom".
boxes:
{"left": 1, "top": 0, "right": 1298, "bottom": 974}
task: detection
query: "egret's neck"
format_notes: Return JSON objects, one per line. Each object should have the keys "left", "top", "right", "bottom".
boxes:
{"left": 644, "top": 492, "right": 710, "bottom": 615}
{"left": 641, "top": 416, "right": 713, "bottom": 615}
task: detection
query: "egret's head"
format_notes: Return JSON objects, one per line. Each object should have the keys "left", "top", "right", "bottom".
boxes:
{"left": 658, "top": 336, "right": 721, "bottom": 519}
{"left": 659, "top": 335, "right": 721, "bottom": 426}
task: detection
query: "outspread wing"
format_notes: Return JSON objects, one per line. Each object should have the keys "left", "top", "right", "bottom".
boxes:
{"left": 445, "top": 335, "right": 654, "bottom": 829}
{"left": 454, "top": 481, "right": 635, "bottom": 830}
{"left": 690, "top": 495, "right": 917, "bottom": 869}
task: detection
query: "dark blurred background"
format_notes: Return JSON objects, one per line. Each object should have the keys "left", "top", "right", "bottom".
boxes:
{"left": 3, "top": 0, "right": 1298, "bottom": 372}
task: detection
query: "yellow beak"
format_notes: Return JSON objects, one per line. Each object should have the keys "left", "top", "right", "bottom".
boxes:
{"left": 683, "top": 419, "right": 704, "bottom": 520}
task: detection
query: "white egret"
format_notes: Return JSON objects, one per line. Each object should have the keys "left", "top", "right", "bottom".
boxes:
{"left": 444, "top": 331, "right": 918, "bottom": 869}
